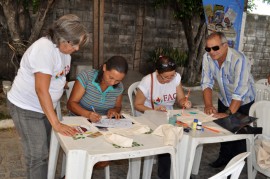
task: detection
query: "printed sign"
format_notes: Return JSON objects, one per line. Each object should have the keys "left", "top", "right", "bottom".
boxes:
{"left": 202, "top": 0, "right": 245, "bottom": 50}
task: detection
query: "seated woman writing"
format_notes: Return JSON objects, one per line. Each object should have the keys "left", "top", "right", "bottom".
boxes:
{"left": 67, "top": 56, "right": 128, "bottom": 122}
{"left": 134, "top": 55, "right": 192, "bottom": 179}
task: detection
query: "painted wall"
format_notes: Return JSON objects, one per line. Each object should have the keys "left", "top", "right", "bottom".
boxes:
{"left": 0, "top": 0, "right": 269, "bottom": 81}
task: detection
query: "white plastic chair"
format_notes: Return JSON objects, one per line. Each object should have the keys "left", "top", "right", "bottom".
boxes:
{"left": 249, "top": 100, "right": 270, "bottom": 179}
{"left": 255, "top": 79, "right": 270, "bottom": 102}
{"left": 57, "top": 80, "right": 110, "bottom": 179}
{"left": 209, "top": 152, "right": 250, "bottom": 179}
{"left": 256, "top": 79, "right": 269, "bottom": 86}
{"left": 255, "top": 84, "right": 270, "bottom": 102}
{"left": 127, "top": 81, "right": 140, "bottom": 116}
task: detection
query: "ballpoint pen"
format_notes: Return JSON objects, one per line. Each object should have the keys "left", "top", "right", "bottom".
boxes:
{"left": 203, "top": 125, "right": 220, "bottom": 133}
{"left": 90, "top": 106, "right": 96, "bottom": 113}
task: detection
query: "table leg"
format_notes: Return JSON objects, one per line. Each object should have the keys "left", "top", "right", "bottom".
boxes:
{"left": 191, "top": 144, "right": 203, "bottom": 175}
{"left": 246, "top": 136, "right": 254, "bottom": 179}
{"left": 127, "top": 158, "right": 141, "bottom": 179}
{"left": 61, "top": 153, "right": 66, "bottom": 178}
{"left": 183, "top": 138, "right": 198, "bottom": 179}
{"left": 169, "top": 150, "right": 176, "bottom": 179}
{"left": 105, "top": 165, "right": 110, "bottom": 179}
{"left": 47, "top": 130, "right": 60, "bottom": 179}
{"left": 142, "top": 156, "right": 154, "bottom": 179}
{"left": 65, "top": 150, "right": 92, "bottom": 179}
{"left": 176, "top": 135, "right": 189, "bottom": 179}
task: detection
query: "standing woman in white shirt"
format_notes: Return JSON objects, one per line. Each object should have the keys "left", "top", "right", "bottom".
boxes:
{"left": 7, "top": 14, "right": 89, "bottom": 179}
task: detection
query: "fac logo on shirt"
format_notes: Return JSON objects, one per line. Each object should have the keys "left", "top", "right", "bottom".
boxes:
{"left": 55, "top": 65, "right": 70, "bottom": 79}
{"left": 153, "top": 93, "right": 176, "bottom": 105}
{"left": 153, "top": 97, "right": 163, "bottom": 105}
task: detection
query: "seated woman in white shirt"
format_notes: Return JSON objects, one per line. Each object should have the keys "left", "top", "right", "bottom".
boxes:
{"left": 134, "top": 55, "right": 191, "bottom": 179}
{"left": 135, "top": 55, "right": 191, "bottom": 113}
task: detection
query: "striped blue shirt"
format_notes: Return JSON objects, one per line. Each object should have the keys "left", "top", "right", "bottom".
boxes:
{"left": 201, "top": 47, "right": 255, "bottom": 107}
{"left": 77, "top": 70, "right": 124, "bottom": 115}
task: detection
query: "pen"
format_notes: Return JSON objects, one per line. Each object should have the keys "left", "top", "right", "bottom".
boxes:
{"left": 176, "top": 121, "right": 189, "bottom": 127}
{"left": 203, "top": 125, "right": 220, "bottom": 133}
{"left": 91, "top": 106, "right": 96, "bottom": 113}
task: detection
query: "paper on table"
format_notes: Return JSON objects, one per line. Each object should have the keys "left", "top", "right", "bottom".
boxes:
{"left": 92, "top": 116, "right": 132, "bottom": 128}
{"left": 173, "top": 109, "right": 216, "bottom": 125}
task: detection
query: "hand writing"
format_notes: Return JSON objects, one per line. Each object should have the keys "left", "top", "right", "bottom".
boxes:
{"left": 88, "top": 111, "right": 101, "bottom": 122}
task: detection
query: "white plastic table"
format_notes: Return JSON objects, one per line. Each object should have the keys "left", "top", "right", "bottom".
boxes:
{"left": 135, "top": 110, "right": 254, "bottom": 179}
{"left": 47, "top": 116, "right": 177, "bottom": 179}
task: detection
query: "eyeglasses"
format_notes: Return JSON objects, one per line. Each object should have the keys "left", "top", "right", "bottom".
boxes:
{"left": 160, "top": 62, "right": 175, "bottom": 68}
{"left": 205, "top": 43, "right": 224, "bottom": 52}
{"left": 67, "top": 41, "right": 80, "bottom": 49}
{"left": 159, "top": 73, "right": 176, "bottom": 81}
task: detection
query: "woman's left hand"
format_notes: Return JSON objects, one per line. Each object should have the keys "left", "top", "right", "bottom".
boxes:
{"left": 54, "top": 122, "right": 77, "bottom": 136}
{"left": 107, "top": 109, "right": 121, "bottom": 119}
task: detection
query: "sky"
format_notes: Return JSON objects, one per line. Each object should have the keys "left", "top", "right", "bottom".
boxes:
{"left": 250, "top": 0, "right": 270, "bottom": 15}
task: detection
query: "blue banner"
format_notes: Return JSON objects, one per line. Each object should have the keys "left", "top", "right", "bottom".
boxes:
{"left": 202, "top": 0, "right": 245, "bottom": 50}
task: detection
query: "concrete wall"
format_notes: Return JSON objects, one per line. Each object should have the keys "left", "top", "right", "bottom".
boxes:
{"left": 243, "top": 14, "right": 270, "bottom": 79}
{"left": 0, "top": 0, "right": 269, "bottom": 81}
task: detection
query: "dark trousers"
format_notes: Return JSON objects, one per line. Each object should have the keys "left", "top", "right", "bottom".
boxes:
{"left": 217, "top": 99, "right": 254, "bottom": 161}
{"left": 157, "top": 154, "right": 171, "bottom": 179}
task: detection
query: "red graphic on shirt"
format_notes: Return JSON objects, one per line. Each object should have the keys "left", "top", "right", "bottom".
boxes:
{"left": 55, "top": 65, "right": 70, "bottom": 79}
{"left": 153, "top": 93, "right": 176, "bottom": 105}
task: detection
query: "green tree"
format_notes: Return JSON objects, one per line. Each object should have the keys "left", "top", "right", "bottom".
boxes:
{"left": 153, "top": 0, "right": 207, "bottom": 84}
{"left": 152, "top": 0, "right": 262, "bottom": 84}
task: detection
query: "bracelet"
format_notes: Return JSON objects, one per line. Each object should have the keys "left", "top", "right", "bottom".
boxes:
{"left": 225, "top": 109, "right": 232, "bottom": 115}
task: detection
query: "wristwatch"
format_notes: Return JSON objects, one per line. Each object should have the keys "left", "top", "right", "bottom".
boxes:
{"left": 225, "top": 108, "right": 232, "bottom": 115}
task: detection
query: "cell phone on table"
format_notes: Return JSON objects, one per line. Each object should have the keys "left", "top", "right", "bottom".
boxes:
{"left": 111, "top": 115, "right": 125, "bottom": 119}
{"left": 86, "top": 118, "right": 108, "bottom": 131}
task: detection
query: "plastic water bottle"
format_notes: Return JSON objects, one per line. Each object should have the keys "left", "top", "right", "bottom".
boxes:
{"left": 169, "top": 115, "right": 177, "bottom": 126}
{"left": 196, "top": 121, "right": 202, "bottom": 130}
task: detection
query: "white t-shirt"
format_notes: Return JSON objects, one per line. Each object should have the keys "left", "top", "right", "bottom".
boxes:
{"left": 8, "top": 37, "right": 71, "bottom": 113}
{"left": 138, "top": 71, "right": 181, "bottom": 110}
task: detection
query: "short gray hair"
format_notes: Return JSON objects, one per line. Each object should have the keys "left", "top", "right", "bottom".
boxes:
{"left": 206, "top": 32, "right": 228, "bottom": 44}
{"left": 47, "top": 14, "right": 89, "bottom": 47}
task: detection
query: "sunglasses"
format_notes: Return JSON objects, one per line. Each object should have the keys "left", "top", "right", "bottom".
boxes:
{"left": 205, "top": 43, "right": 224, "bottom": 52}
{"left": 160, "top": 62, "right": 175, "bottom": 68}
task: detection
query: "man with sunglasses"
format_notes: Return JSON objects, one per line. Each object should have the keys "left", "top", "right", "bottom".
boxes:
{"left": 201, "top": 32, "right": 255, "bottom": 168}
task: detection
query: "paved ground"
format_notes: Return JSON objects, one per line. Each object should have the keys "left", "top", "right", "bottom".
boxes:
{"left": 0, "top": 70, "right": 268, "bottom": 179}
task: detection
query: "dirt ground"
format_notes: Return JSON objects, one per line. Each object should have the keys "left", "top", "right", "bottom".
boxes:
{"left": 0, "top": 89, "right": 11, "bottom": 120}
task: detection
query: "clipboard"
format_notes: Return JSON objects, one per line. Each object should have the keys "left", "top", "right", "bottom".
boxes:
{"left": 213, "top": 112, "right": 258, "bottom": 134}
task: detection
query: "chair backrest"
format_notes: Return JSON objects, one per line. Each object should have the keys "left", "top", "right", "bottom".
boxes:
{"left": 56, "top": 81, "right": 75, "bottom": 121}
{"left": 209, "top": 152, "right": 250, "bottom": 179}
{"left": 249, "top": 100, "right": 270, "bottom": 136}
{"left": 128, "top": 81, "right": 140, "bottom": 116}
{"left": 66, "top": 81, "right": 75, "bottom": 99}
{"left": 255, "top": 83, "right": 270, "bottom": 102}
{"left": 256, "top": 78, "right": 269, "bottom": 86}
